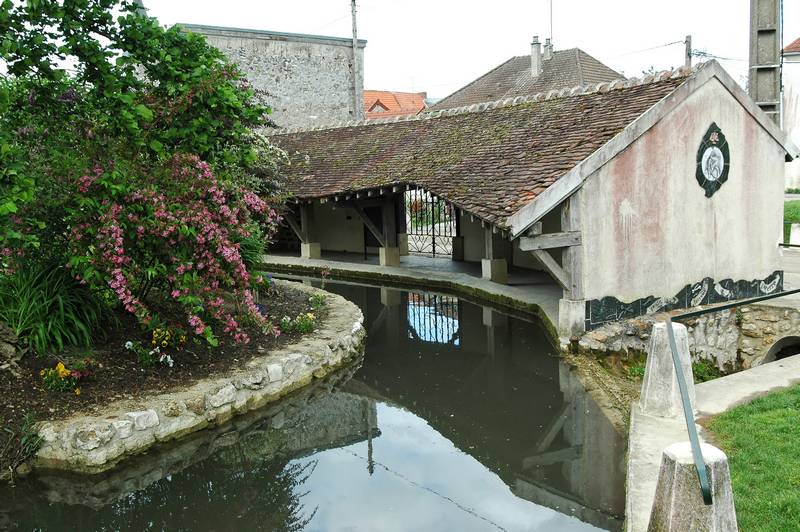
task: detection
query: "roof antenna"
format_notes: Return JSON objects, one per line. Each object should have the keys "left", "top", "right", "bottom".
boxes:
{"left": 549, "top": 0, "right": 553, "bottom": 43}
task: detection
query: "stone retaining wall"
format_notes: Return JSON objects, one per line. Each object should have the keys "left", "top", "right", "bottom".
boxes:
{"left": 33, "top": 280, "right": 366, "bottom": 474}
{"left": 568, "top": 304, "right": 800, "bottom": 370}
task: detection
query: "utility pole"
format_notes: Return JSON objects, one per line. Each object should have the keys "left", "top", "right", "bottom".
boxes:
{"left": 351, "top": 0, "right": 361, "bottom": 119}
{"left": 684, "top": 35, "right": 692, "bottom": 68}
{"left": 748, "top": 0, "right": 782, "bottom": 123}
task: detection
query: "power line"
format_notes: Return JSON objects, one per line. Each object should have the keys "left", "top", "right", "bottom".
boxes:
{"left": 613, "top": 39, "right": 685, "bottom": 58}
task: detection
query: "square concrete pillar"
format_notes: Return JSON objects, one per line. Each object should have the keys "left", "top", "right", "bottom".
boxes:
{"left": 481, "top": 258, "right": 507, "bottom": 284}
{"left": 451, "top": 236, "right": 465, "bottom": 261}
{"left": 648, "top": 442, "right": 737, "bottom": 531}
{"left": 558, "top": 299, "right": 586, "bottom": 337}
{"left": 398, "top": 233, "right": 409, "bottom": 256}
{"left": 300, "top": 242, "right": 321, "bottom": 260}
{"left": 379, "top": 247, "right": 400, "bottom": 267}
{"left": 640, "top": 322, "right": 696, "bottom": 418}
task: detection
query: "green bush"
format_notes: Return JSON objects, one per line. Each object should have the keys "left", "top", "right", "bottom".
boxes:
{"left": 0, "top": 264, "right": 105, "bottom": 354}
{"left": 692, "top": 359, "right": 722, "bottom": 383}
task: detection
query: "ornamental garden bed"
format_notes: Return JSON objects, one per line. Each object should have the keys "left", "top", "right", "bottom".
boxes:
{"left": 0, "top": 280, "right": 327, "bottom": 480}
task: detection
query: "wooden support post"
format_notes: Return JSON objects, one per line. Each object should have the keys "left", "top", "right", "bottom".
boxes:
{"left": 299, "top": 203, "right": 315, "bottom": 243}
{"left": 382, "top": 194, "right": 397, "bottom": 248}
{"left": 283, "top": 212, "right": 303, "bottom": 242}
{"left": 560, "top": 196, "right": 584, "bottom": 300}
{"left": 353, "top": 205, "right": 386, "bottom": 247}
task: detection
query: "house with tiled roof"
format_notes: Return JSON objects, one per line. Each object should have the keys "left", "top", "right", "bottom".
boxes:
{"left": 428, "top": 37, "right": 622, "bottom": 111}
{"left": 364, "top": 90, "right": 427, "bottom": 119}
{"left": 269, "top": 61, "right": 797, "bottom": 335}
{"left": 784, "top": 37, "right": 800, "bottom": 188}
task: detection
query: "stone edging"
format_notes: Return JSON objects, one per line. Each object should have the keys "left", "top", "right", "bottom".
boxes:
{"left": 33, "top": 280, "right": 366, "bottom": 474}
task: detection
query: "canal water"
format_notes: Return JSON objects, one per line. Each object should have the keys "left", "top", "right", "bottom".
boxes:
{"left": 1, "top": 281, "right": 626, "bottom": 531}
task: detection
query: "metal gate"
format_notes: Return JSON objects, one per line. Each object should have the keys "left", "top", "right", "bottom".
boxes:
{"left": 405, "top": 188, "right": 457, "bottom": 256}
{"left": 406, "top": 292, "right": 460, "bottom": 346}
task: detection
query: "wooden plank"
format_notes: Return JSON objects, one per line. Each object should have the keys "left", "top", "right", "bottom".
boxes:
{"left": 531, "top": 249, "right": 570, "bottom": 289}
{"left": 519, "top": 231, "right": 581, "bottom": 251}
{"left": 283, "top": 213, "right": 303, "bottom": 242}
{"left": 561, "top": 194, "right": 584, "bottom": 300}
{"left": 353, "top": 205, "right": 386, "bottom": 247}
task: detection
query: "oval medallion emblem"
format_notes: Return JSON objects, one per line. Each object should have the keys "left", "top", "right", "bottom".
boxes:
{"left": 695, "top": 123, "right": 730, "bottom": 197}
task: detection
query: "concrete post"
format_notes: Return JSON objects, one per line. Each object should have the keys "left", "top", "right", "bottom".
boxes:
{"left": 748, "top": 0, "right": 782, "bottom": 122}
{"left": 379, "top": 194, "right": 400, "bottom": 266}
{"left": 482, "top": 228, "right": 508, "bottom": 284}
{"left": 640, "top": 323, "right": 696, "bottom": 418}
{"left": 558, "top": 299, "right": 586, "bottom": 337}
{"left": 398, "top": 233, "right": 409, "bottom": 256}
{"left": 300, "top": 242, "right": 321, "bottom": 260}
{"left": 379, "top": 247, "right": 400, "bottom": 267}
{"left": 648, "top": 442, "right": 737, "bottom": 532}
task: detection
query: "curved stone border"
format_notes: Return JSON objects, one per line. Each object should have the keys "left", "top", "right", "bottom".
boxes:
{"left": 33, "top": 280, "right": 365, "bottom": 474}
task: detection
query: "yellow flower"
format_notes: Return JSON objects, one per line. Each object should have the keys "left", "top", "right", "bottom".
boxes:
{"left": 39, "top": 369, "right": 45, "bottom": 376}
{"left": 74, "top": 387, "right": 81, "bottom": 396}
{"left": 55, "top": 362, "right": 69, "bottom": 378}
{"left": 161, "top": 340, "right": 167, "bottom": 347}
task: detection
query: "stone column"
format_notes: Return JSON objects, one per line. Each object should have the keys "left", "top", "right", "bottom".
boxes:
{"left": 640, "top": 322, "right": 696, "bottom": 418}
{"left": 452, "top": 210, "right": 465, "bottom": 261}
{"left": 379, "top": 195, "right": 400, "bottom": 267}
{"left": 648, "top": 441, "right": 737, "bottom": 531}
{"left": 396, "top": 193, "right": 409, "bottom": 256}
{"left": 299, "top": 203, "right": 321, "bottom": 259}
{"left": 482, "top": 227, "right": 508, "bottom": 284}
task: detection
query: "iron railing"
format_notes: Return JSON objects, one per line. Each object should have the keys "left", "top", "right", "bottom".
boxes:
{"left": 665, "top": 287, "right": 800, "bottom": 504}
{"left": 405, "top": 188, "right": 456, "bottom": 257}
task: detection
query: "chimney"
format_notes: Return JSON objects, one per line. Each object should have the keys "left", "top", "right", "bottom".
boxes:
{"left": 544, "top": 37, "right": 553, "bottom": 60}
{"left": 531, "top": 35, "right": 542, "bottom": 77}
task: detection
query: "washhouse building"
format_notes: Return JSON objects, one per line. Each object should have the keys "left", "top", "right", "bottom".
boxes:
{"left": 269, "top": 61, "right": 798, "bottom": 335}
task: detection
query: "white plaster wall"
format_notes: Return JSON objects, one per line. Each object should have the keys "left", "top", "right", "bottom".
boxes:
{"left": 784, "top": 57, "right": 800, "bottom": 189}
{"left": 460, "top": 212, "right": 486, "bottom": 262}
{"left": 313, "top": 203, "right": 364, "bottom": 253}
{"left": 579, "top": 77, "right": 784, "bottom": 302}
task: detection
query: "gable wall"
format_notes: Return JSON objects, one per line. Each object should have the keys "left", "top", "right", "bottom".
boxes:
{"left": 579, "top": 77, "right": 784, "bottom": 306}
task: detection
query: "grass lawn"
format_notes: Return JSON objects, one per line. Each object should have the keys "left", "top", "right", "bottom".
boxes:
{"left": 784, "top": 201, "right": 800, "bottom": 243}
{"left": 706, "top": 384, "right": 800, "bottom": 531}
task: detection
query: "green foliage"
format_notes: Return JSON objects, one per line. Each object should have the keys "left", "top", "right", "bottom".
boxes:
{"left": 280, "top": 313, "right": 316, "bottom": 334}
{"left": 0, "top": 1, "right": 289, "bottom": 345}
{"left": 786, "top": 188, "right": 800, "bottom": 194}
{"left": 309, "top": 293, "right": 327, "bottom": 312}
{"left": 627, "top": 360, "right": 646, "bottom": 379}
{"left": 0, "top": 264, "right": 105, "bottom": 355}
{"left": 39, "top": 359, "right": 93, "bottom": 393}
{"left": 0, "top": 413, "right": 43, "bottom": 480}
{"left": 707, "top": 384, "right": 800, "bottom": 531}
{"left": 692, "top": 359, "right": 722, "bottom": 383}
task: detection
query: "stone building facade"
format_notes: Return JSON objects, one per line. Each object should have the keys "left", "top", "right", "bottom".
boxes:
{"left": 180, "top": 24, "right": 366, "bottom": 129}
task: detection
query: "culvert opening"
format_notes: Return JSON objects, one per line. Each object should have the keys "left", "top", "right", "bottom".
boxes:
{"left": 763, "top": 336, "right": 800, "bottom": 363}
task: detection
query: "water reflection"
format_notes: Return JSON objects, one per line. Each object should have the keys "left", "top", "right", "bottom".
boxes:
{"left": 0, "top": 282, "right": 625, "bottom": 531}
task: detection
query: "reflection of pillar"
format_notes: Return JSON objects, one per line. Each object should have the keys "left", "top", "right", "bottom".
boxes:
{"left": 381, "top": 287, "right": 402, "bottom": 343}
{"left": 364, "top": 397, "right": 375, "bottom": 476}
{"left": 483, "top": 307, "right": 509, "bottom": 396}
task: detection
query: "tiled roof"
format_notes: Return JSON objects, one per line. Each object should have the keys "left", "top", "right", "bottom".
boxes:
{"left": 364, "top": 90, "right": 427, "bottom": 119}
{"left": 785, "top": 37, "right": 800, "bottom": 54}
{"left": 271, "top": 69, "right": 690, "bottom": 228}
{"left": 428, "top": 49, "right": 623, "bottom": 111}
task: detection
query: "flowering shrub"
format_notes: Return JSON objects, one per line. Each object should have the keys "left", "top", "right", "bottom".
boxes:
{"left": 67, "top": 154, "right": 281, "bottom": 344}
{"left": 280, "top": 313, "right": 316, "bottom": 334}
{"left": 40, "top": 360, "right": 93, "bottom": 395}
{"left": 309, "top": 293, "right": 327, "bottom": 312}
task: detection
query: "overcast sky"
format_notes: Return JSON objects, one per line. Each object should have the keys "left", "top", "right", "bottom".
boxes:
{"left": 147, "top": 1, "right": 799, "bottom": 99}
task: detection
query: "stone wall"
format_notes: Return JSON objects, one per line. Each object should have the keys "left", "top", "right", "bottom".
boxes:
{"left": 33, "top": 281, "right": 366, "bottom": 474}
{"left": 569, "top": 304, "right": 800, "bottom": 371}
{"left": 180, "top": 24, "right": 365, "bottom": 129}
